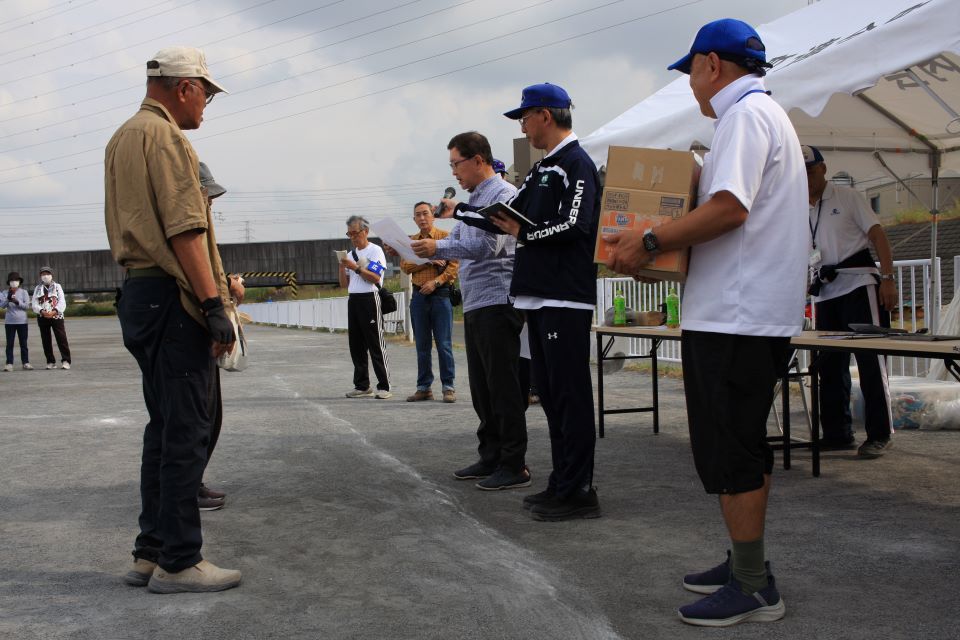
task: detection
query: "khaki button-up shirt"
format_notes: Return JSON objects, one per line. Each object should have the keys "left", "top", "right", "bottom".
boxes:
{"left": 104, "top": 98, "right": 229, "bottom": 327}
{"left": 399, "top": 227, "right": 459, "bottom": 288}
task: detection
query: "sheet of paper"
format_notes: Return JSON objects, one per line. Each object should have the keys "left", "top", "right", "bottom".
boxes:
{"left": 371, "top": 218, "right": 429, "bottom": 265}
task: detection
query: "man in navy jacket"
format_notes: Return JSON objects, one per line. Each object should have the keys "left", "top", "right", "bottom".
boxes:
{"left": 440, "top": 83, "right": 602, "bottom": 521}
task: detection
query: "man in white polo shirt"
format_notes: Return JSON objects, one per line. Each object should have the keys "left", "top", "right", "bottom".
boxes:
{"left": 805, "top": 144, "right": 895, "bottom": 458}
{"left": 604, "top": 19, "right": 807, "bottom": 627}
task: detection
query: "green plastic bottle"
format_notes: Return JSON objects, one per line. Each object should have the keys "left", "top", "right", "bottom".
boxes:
{"left": 666, "top": 286, "right": 680, "bottom": 328}
{"left": 613, "top": 286, "right": 626, "bottom": 326}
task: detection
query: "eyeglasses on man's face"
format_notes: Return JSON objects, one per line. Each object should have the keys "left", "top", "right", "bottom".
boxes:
{"left": 183, "top": 80, "right": 215, "bottom": 105}
{"left": 518, "top": 109, "right": 544, "bottom": 127}
{"left": 346, "top": 228, "right": 367, "bottom": 238}
{"left": 449, "top": 156, "right": 475, "bottom": 170}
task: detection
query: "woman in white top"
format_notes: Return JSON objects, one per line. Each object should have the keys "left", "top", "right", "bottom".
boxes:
{"left": 338, "top": 215, "right": 391, "bottom": 399}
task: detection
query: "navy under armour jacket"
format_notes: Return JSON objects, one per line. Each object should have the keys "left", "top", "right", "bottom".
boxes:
{"left": 453, "top": 138, "right": 600, "bottom": 305}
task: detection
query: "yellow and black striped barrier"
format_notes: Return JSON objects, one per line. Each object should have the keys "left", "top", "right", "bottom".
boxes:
{"left": 239, "top": 272, "right": 298, "bottom": 298}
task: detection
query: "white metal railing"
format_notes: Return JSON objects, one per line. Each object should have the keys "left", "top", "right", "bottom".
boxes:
{"left": 596, "top": 277, "right": 683, "bottom": 363}
{"left": 596, "top": 258, "right": 943, "bottom": 375}
{"left": 240, "top": 292, "right": 408, "bottom": 334}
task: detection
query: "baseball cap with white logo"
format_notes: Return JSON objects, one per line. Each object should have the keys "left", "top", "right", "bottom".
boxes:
{"left": 146, "top": 46, "right": 228, "bottom": 94}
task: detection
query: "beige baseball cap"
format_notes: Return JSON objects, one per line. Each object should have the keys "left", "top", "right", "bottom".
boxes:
{"left": 145, "top": 46, "right": 228, "bottom": 94}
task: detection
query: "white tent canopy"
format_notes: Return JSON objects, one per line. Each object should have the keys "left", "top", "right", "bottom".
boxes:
{"left": 581, "top": 0, "right": 960, "bottom": 331}
{"left": 583, "top": 0, "right": 960, "bottom": 182}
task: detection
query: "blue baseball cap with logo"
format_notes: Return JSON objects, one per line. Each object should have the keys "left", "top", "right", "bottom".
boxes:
{"left": 503, "top": 83, "right": 573, "bottom": 119}
{"left": 492, "top": 159, "right": 506, "bottom": 174}
{"left": 668, "top": 18, "right": 771, "bottom": 75}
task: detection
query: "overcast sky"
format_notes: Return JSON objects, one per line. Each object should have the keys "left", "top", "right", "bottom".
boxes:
{"left": 0, "top": 0, "right": 809, "bottom": 253}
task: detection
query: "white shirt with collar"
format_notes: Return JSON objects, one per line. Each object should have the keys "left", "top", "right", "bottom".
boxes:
{"left": 809, "top": 182, "right": 881, "bottom": 302}
{"left": 680, "top": 74, "right": 808, "bottom": 337}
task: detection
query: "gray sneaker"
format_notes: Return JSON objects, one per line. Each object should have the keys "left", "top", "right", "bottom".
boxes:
{"left": 858, "top": 439, "right": 892, "bottom": 459}
{"left": 374, "top": 390, "right": 393, "bottom": 399}
{"left": 345, "top": 388, "right": 374, "bottom": 398}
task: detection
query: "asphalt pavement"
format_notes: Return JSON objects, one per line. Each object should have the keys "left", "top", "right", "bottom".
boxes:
{"left": 0, "top": 317, "right": 957, "bottom": 640}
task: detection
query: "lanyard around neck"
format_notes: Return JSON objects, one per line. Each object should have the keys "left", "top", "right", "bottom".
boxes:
{"left": 809, "top": 198, "right": 824, "bottom": 249}
{"left": 736, "top": 89, "right": 768, "bottom": 103}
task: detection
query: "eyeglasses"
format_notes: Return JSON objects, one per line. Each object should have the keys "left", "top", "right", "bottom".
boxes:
{"left": 518, "top": 109, "right": 543, "bottom": 127}
{"left": 449, "top": 156, "right": 475, "bottom": 169}
{"left": 184, "top": 80, "right": 215, "bottom": 105}
{"left": 346, "top": 229, "right": 367, "bottom": 238}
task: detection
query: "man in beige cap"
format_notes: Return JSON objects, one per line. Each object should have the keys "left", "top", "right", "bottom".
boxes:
{"left": 104, "top": 46, "right": 240, "bottom": 594}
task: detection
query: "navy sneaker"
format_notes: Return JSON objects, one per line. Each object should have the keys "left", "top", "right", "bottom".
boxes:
{"left": 476, "top": 466, "right": 531, "bottom": 491}
{"left": 453, "top": 461, "right": 495, "bottom": 480}
{"left": 682, "top": 551, "right": 772, "bottom": 594}
{"left": 678, "top": 575, "right": 785, "bottom": 627}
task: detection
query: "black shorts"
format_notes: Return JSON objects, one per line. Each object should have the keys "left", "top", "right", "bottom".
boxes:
{"left": 681, "top": 331, "right": 791, "bottom": 495}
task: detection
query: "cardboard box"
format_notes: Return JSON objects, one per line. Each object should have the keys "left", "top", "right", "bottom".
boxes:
{"left": 595, "top": 147, "right": 698, "bottom": 282}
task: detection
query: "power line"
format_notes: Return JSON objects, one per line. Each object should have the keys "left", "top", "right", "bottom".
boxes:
{"left": 0, "top": 0, "right": 597, "bottom": 166}
{"left": 0, "top": 0, "right": 342, "bottom": 87}
{"left": 0, "top": 0, "right": 191, "bottom": 61}
{"left": 0, "top": 0, "right": 706, "bottom": 186}
{"left": 0, "top": 0, "right": 99, "bottom": 35}
{"left": 0, "top": 0, "right": 452, "bottom": 130}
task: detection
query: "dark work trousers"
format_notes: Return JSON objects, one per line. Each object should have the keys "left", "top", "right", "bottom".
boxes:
{"left": 519, "top": 356, "right": 531, "bottom": 408}
{"left": 37, "top": 316, "right": 71, "bottom": 364}
{"left": 5, "top": 323, "right": 29, "bottom": 365}
{"left": 463, "top": 304, "right": 527, "bottom": 473}
{"left": 118, "top": 276, "right": 215, "bottom": 573}
{"left": 526, "top": 306, "right": 596, "bottom": 499}
{"left": 347, "top": 292, "right": 390, "bottom": 391}
{"left": 815, "top": 284, "right": 892, "bottom": 442}
{"left": 206, "top": 369, "right": 223, "bottom": 467}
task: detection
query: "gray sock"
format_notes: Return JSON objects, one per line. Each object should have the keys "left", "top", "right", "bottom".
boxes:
{"left": 731, "top": 539, "right": 767, "bottom": 595}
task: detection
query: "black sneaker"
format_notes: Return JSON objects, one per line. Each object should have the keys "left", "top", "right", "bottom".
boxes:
{"left": 476, "top": 466, "right": 531, "bottom": 491}
{"left": 522, "top": 488, "right": 556, "bottom": 511}
{"left": 529, "top": 487, "right": 601, "bottom": 521}
{"left": 819, "top": 436, "right": 857, "bottom": 451}
{"left": 198, "top": 496, "right": 225, "bottom": 511}
{"left": 858, "top": 438, "right": 893, "bottom": 459}
{"left": 453, "top": 461, "right": 495, "bottom": 480}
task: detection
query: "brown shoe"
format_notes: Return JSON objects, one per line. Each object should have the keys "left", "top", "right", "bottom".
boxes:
{"left": 148, "top": 559, "right": 242, "bottom": 594}
{"left": 123, "top": 558, "right": 157, "bottom": 587}
{"left": 442, "top": 389, "right": 456, "bottom": 403}
{"left": 199, "top": 483, "right": 226, "bottom": 500}
{"left": 199, "top": 495, "right": 225, "bottom": 511}
{"left": 406, "top": 390, "right": 433, "bottom": 402}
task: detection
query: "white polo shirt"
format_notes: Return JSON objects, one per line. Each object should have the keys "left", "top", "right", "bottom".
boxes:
{"left": 680, "top": 74, "right": 808, "bottom": 338}
{"left": 346, "top": 243, "right": 386, "bottom": 294}
{"left": 810, "top": 182, "right": 881, "bottom": 302}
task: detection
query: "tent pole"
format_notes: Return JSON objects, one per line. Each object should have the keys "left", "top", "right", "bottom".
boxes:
{"left": 930, "top": 151, "right": 941, "bottom": 334}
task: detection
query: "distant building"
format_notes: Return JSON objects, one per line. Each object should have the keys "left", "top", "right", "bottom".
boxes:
{"left": 865, "top": 176, "right": 960, "bottom": 225}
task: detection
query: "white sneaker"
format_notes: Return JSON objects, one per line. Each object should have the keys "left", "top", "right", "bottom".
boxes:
{"left": 61, "top": 362, "right": 71, "bottom": 370}
{"left": 22, "top": 363, "right": 33, "bottom": 370}
{"left": 2, "top": 364, "right": 12, "bottom": 372}
{"left": 374, "top": 390, "right": 393, "bottom": 400}
{"left": 45, "top": 363, "right": 56, "bottom": 370}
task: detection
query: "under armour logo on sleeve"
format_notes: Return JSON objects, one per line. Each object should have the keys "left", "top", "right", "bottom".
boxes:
{"left": 547, "top": 332, "right": 558, "bottom": 339}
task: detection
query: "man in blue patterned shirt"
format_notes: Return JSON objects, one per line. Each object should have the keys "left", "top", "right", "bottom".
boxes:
{"left": 412, "top": 131, "right": 530, "bottom": 491}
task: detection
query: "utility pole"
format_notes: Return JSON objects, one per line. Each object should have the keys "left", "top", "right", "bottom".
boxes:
{"left": 243, "top": 220, "right": 253, "bottom": 243}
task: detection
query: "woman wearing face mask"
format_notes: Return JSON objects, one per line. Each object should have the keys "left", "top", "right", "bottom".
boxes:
{"left": 31, "top": 266, "right": 71, "bottom": 370}
{"left": 1, "top": 271, "right": 32, "bottom": 371}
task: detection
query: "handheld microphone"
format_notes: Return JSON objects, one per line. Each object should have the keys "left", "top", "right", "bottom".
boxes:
{"left": 437, "top": 187, "right": 456, "bottom": 217}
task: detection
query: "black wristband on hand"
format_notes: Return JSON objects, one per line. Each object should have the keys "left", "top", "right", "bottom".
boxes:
{"left": 200, "top": 297, "right": 224, "bottom": 314}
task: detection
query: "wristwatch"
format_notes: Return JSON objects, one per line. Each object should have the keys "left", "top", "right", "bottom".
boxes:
{"left": 354, "top": 266, "right": 361, "bottom": 274}
{"left": 880, "top": 274, "right": 895, "bottom": 281}
{"left": 642, "top": 229, "right": 661, "bottom": 255}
